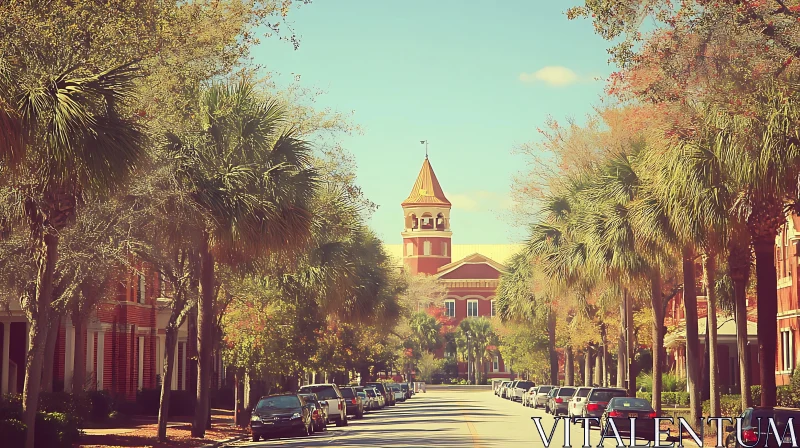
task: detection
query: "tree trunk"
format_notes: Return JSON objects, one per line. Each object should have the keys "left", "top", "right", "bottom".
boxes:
{"left": 23, "top": 232, "right": 59, "bottom": 448}
{"left": 729, "top": 225, "right": 752, "bottom": 411}
{"left": 600, "top": 324, "right": 608, "bottom": 386}
{"left": 585, "top": 345, "right": 593, "bottom": 387}
{"left": 703, "top": 251, "right": 721, "bottom": 421}
{"left": 187, "top": 304, "right": 198, "bottom": 398}
{"left": 683, "top": 244, "right": 702, "bottom": 425}
{"left": 617, "top": 300, "right": 626, "bottom": 388}
{"left": 753, "top": 238, "right": 778, "bottom": 406}
{"left": 192, "top": 238, "right": 215, "bottom": 438}
{"left": 41, "top": 314, "right": 60, "bottom": 392}
{"left": 158, "top": 327, "right": 178, "bottom": 441}
{"left": 625, "top": 289, "right": 636, "bottom": 397}
{"left": 594, "top": 348, "right": 602, "bottom": 386}
{"left": 651, "top": 270, "right": 664, "bottom": 414}
{"left": 72, "top": 310, "right": 86, "bottom": 393}
{"left": 235, "top": 369, "right": 245, "bottom": 427}
{"left": 565, "top": 346, "right": 574, "bottom": 386}
{"left": 547, "top": 308, "right": 558, "bottom": 385}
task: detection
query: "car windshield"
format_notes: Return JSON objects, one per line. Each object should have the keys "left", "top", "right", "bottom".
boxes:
{"left": 517, "top": 381, "right": 534, "bottom": 389}
{"left": 575, "top": 388, "right": 591, "bottom": 398}
{"left": 366, "top": 389, "right": 376, "bottom": 397}
{"left": 558, "top": 387, "right": 576, "bottom": 397}
{"left": 357, "top": 392, "right": 366, "bottom": 397}
{"left": 256, "top": 396, "right": 301, "bottom": 410}
{"left": 299, "top": 386, "right": 339, "bottom": 400}
{"left": 589, "top": 389, "right": 627, "bottom": 402}
{"left": 608, "top": 398, "right": 653, "bottom": 411}
{"left": 401, "top": 384, "right": 409, "bottom": 390}
{"left": 340, "top": 388, "right": 355, "bottom": 398}
{"left": 538, "top": 386, "right": 553, "bottom": 393}
{"left": 298, "top": 394, "right": 317, "bottom": 403}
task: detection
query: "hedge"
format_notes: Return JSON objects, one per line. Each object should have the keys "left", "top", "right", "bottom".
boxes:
{"left": 635, "top": 391, "right": 689, "bottom": 406}
{"left": 0, "top": 419, "right": 26, "bottom": 448}
{"left": 136, "top": 388, "right": 196, "bottom": 416}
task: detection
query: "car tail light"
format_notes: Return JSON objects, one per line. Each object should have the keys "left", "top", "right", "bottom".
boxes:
{"left": 555, "top": 398, "right": 563, "bottom": 403}
{"left": 608, "top": 410, "right": 621, "bottom": 418}
{"left": 351, "top": 398, "right": 357, "bottom": 405}
{"left": 742, "top": 429, "right": 758, "bottom": 444}
{"left": 648, "top": 412, "right": 658, "bottom": 419}
{"left": 312, "top": 410, "right": 319, "bottom": 418}
{"left": 586, "top": 403, "right": 600, "bottom": 411}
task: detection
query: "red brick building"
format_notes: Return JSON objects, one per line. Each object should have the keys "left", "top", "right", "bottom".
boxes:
{"left": 387, "top": 157, "right": 521, "bottom": 381}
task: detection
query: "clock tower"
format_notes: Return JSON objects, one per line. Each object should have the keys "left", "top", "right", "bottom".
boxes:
{"left": 401, "top": 157, "right": 452, "bottom": 275}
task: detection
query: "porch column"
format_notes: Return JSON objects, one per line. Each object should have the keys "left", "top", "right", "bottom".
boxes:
{"left": 2, "top": 322, "right": 10, "bottom": 395}
{"left": 96, "top": 331, "right": 105, "bottom": 390}
{"left": 156, "top": 335, "right": 163, "bottom": 384}
{"left": 64, "top": 323, "right": 75, "bottom": 392}
{"left": 86, "top": 330, "right": 95, "bottom": 389}
{"left": 180, "top": 341, "right": 186, "bottom": 390}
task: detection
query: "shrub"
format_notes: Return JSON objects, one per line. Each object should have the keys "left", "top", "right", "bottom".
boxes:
{"left": 136, "top": 388, "right": 196, "bottom": 416}
{"left": 0, "top": 419, "right": 26, "bottom": 448}
{"left": 703, "top": 395, "right": 742, "bottom": 416}
{"left": 38, "top": 392, "right": 90, "bottom": 424}
{"left": 635, "top": 372, "right": 684, "bottom": 393}
{"left": 0, "top": 394, "right": 23, "bottom": 421}
{"left": 661, "top": 392, "right": 689, "bottom": 406}
{"left": 86, "top": 391, "right": 114, "bottom": 422}
{"left": 35, "top": 412, "right": 81, "bottom": 448}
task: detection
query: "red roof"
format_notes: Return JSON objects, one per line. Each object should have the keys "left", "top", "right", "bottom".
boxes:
{"left": 401, "top": 158, "right": 451, "bottom": 207}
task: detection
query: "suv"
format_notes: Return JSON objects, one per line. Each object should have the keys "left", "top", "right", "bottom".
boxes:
{"left": 338, "top": 386, "right": 365, "bottom": 419}
{"left": 366, "top": 382, "right": 395, "bottom": 406}
{"left": 297, "top": 384, "right": 348, "bottom": 427}
{"left": 250, "top": 394, "right": 313, "bottom": 442}
{"left": 512, "top": 381, "right": 535, "bottom": 402}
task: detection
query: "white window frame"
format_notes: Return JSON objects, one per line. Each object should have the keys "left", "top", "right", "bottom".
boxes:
{"left": 467, "top": 300, "right": 479, "bottom": 317}
{"left": 406, "top": 242, "right": 413, "bottom": 256}
{"left": 491, "top": 300, "right": 496, "bottom": 317}
{"left": 782, "top": 329, "right": 794, "bottom": 372}
{"left": 423, "top": 240, "right": 432, "bottom": 256}
{"left": 493, "top": 356, "right": 499, "bottom": 372}
{"left": 442, "top": 241, "right": 449, "bottom": 257}
{"left": 444, "top": 300, "right": 455, "bottom": 317}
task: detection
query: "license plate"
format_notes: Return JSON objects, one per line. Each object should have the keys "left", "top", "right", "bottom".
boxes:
{"left": 628, "top": 413, "right": 638, "bottom": 418}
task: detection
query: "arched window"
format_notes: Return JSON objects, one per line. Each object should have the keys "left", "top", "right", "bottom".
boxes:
{"left": 436, "top": 213, "right": 446, "bottom": 230}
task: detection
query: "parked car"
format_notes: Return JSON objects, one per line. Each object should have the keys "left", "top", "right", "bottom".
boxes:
{"left": 297, "top": 392, "right": 328, "bottom": 433}
{"left": 338, "top": 386, "right": 365, "bottom": 419}
{"left": 499, "top": 381, "right": 513, "bottom": 398}
{"left": 512, "top": 380, "right": 535, "bottom": 402}
{"left": 600, "top": 397, "right": 658, "bottom": 442}
{"left": 297, "top": 383, "right": 348, "bottom": 427}
{"left": 531, "top": 385, "right": 555, "bottom": 409}
{"left": 567, "top": 387, "right": 593, "bottom": 418}
{"left": 364, "top": 387, "right": 381, "bottom": 410}
{"left": 544, "top": 387, "right": 560, "bottom": 413}
{"left": 495, "top": 380, "right": 509, "bottom": 396}
{"left": 505, "top": 381, "right": 520, "bottom": 399}
{"left": 367, "top": 387, "right": 385, "bottom": 408}
{"left": 522, "top": 387, "right": 538, "bottom": 407}
{"left": 366, "top": 382, "right": 395, "bottom": 406}
{"left": 392, "top": 384, "right": 405, "bottom": 402}
{"left": 548, "top": 386, "right": 576, "bottom": 416}
{"left": 357, "top": 390, "right": 371, "bottom": 412}
{"left": 581, "top": 387, "right": 628, "bottom": 425}
{"left": 723, "top": 407, "right": 800, "bottom": 448}
{"left": 400, "top": 383, "right": 411, "bottom": 399}
{"left": 250, "top": 394, "right": 313, "bottom": 442}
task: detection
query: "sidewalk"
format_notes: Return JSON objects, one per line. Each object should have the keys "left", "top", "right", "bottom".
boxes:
{"left": 76, "top": 409, "right": 249, "bottom": 448}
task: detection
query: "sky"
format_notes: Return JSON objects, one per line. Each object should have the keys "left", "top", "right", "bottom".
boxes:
{"left": 251, "top": 0, "right": 615, "bottom": 245}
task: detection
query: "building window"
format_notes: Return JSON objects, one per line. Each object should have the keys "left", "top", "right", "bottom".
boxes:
{"left": 138, "top": 273, "right": 146, "bottom": 304}
{"left": 444, "top": 350, "right": 454, "bottom": 358}
{"left": 493, "top": 356, "right": 499, "bottom": 372}
{"left": 406, "top": 242, "right": 413, "bottom": 256}
{"left": 491, "top": 300, "right": 496, "bottom": 317}
{"left": 782, "top": 329, "right": 794, "bottom": 372}
{"left": 444, "top": 300, "right": 455, "bottom": 317}
{"left": 467, "top": 300, "right": 478, "bottom": 317}
{"left": 442, "top": 241, "right": 448, "bottom": 257}
{"left": 423, "top": 240, "right": 431, "bottom": 256}
{"left": 159, "top": 272, "right": 166, "bottom": 298}
{"left": 137, "top": 336, "right": 145, "bottom": 390}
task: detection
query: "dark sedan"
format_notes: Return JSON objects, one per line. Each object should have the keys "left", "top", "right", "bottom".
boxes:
{"left": 548, "top": 386, "right": 576, "bottom": 416}
{"left": 581, "top": 387, "right": 628, "bottom": 425}
{"left": 339, "top": 386, "right": 365, "bottom": 419}
{"left": 724, "top": 407, "right": 800, "bottom": 448}
{"left": 250, "top": 394, "right": 313, "bottom": 442}
{"left": 599, "top": 397, "right": 658, "bottom": 442}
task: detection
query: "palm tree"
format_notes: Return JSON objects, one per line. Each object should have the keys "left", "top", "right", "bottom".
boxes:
{"left": 409, "top": 312, "right": 443, "bottom": 353}
{"left": 167, "top": 79, "right": 318, "bottom": 436}
{"left": 0, "top": 58, "right": 146, "bottom": 448}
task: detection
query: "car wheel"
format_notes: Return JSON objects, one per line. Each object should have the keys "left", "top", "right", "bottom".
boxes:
{"left": 335, "top": 418, "right": 345, "bottom": 427}
{"left": 252, "top": 435, "right": 260, "bottom": 442}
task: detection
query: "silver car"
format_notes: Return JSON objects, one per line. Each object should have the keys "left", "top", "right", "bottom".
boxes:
{"left": 567, "top": 387, "right": 592, "bottom": 418}
{"left": 511, "top": 380, "right": 535, "bottom": 402}
{"left": 531, "top": 385, "right": 555, "bottom": 409}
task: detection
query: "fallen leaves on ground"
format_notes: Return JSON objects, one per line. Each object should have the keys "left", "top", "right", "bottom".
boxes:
{"left": 76, "top": 422, "right": 248, "bottom": 448}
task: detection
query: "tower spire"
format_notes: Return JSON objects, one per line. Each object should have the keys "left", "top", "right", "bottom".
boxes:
{"left": 421, "top": 140, "right": 428, "bottom": 159}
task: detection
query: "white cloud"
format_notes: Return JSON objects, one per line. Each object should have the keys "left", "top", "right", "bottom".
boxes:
{"left": 445, "top": 191, "right": 514, "bottom": 213}
{"left": 519, "top": 66, "right": 580, "bottom": 87}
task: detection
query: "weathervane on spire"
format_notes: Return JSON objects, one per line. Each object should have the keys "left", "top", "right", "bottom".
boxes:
{"left": 420, "top": 140, "right": 428, "bottom": 159}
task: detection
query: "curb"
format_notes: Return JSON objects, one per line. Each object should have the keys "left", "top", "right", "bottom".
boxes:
{"left": 200, "top": 434, "right": 248, "bottom": 448}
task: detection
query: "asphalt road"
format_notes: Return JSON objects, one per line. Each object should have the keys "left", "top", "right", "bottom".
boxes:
{"left": 224, "top": 388, "right": 668, "bottom": 447}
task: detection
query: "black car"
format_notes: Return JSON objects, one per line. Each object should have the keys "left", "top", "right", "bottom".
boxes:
{"left": 339, "top": 386, "right": 365, "bottom": 419}
{"left": 724, "top": 407, "right": 800, "bottom": 448}
{"left": 599, "top": 397, "right": 658, "bottom": 442}
{"left": 400, "top": 383, "right": 411, "bottom": 399}
{"left": 250, "top": 394, "right": 313, "bottom": 442}
{"left": 297, "top": 383, "right": 348, "bottom": 427}
{"left": 366, "top": 382, "right": 395, "bottom": 406}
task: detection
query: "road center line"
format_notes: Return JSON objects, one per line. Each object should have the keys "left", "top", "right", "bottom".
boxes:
{"left": 463, "top": 414, "right": 482, "bottom": 448}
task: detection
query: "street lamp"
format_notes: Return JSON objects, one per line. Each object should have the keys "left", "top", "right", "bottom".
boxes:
{"left": 420, "top": 140, "right": 428, "bottom": 159}
{"left": 466, "top": 331, "right": 472, "bottom": 385}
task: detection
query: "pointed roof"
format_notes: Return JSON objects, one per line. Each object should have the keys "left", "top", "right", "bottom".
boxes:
{"left": 401, "top": 157, "right": 451, "bottom": 207}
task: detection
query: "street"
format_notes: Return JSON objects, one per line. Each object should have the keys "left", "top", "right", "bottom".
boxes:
{"left": 225, "top": 387, "right": 660, "bottom": 447}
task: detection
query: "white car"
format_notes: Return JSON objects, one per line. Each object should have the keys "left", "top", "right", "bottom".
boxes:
{"left": 531, "top": 385, "right": 555, "bottom": 409}
{"left": 567, "top": 387, "right": 593, "bottom": 418}
{"left": 522, "top": 387, "right": 538, "bottom": 407}
{"left": 512, "top": 381, "right": 535, "bottom": 402}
